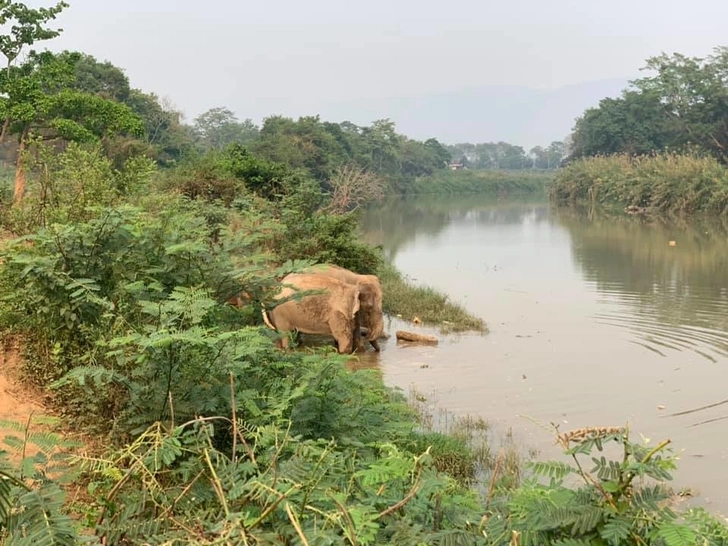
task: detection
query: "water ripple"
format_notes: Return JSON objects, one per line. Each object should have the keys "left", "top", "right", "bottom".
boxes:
{"left": 588, "top": 284, "right": 728, "bottom": 362}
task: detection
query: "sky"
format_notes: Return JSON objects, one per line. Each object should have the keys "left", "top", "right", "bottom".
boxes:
{"left": 37, "top": 0, "right": 728, "bottom": 146}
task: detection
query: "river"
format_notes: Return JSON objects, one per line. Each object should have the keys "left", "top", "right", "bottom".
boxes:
{"left": 358, "top": 193, "right": 728, "bottom": 513}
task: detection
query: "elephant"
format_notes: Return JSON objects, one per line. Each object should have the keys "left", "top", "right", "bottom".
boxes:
{"left": 262, "top": 272, "right": 361, "bottom": 354}
{"left": 304, "top": 264, "right": 384, "bottom": 352}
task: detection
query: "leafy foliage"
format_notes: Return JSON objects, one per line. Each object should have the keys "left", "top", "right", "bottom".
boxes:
{"left": 479, "top": 426, "right": 728, "bottom": 546}
{"left": 0, "top": 202, "right": 284, "bottom": 421}
{"left": 570, "top": 46, "right": 728, "bottom": 163}
{"left": 410, "top": 168, "right": 554, "bottom": 196}
{"left": 192, "top": 106, "right": 259, "bottom": 150}
{"left": 250, "top": 115, "right": 451, "bottom": 193}
{"left": 78, "top": 409, "right": 486, "bottom": 545}
{"left": 0, "top": 415, "right": 80, "bottom": 545}
{"left": 0, "top": 0, "right": 68, "bottom": 69}
{"left": 4, "top": 140, "right": 156, "bottom": 232}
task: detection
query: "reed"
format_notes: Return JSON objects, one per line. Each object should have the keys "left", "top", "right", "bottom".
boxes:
{"left": 551, "top": 153, "right": 728, "bottom": 215}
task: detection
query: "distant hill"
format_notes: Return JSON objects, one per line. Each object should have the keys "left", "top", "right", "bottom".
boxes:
{"left": 315, "top": 78, "right": 629, "bottom": 149}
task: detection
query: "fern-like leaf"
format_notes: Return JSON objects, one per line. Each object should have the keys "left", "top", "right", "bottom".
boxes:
{"left": 3, "top": 484, "right": 77, "bottom": 546}
{"left": 600, "top": 516, "right": 632, "bottom": 546}
{"left": 527, "top": 460, "right": 575, "bottom": 481}
{"left": 657, "top": 522, "right": 698, "bottom": 546}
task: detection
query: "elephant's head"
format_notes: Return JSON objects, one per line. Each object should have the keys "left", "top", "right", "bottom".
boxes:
{"left": 301, "top": 263, "right": 385, "bottom": 347}
{"left": 357, "top": 275, "right": 384, "bottom": 341}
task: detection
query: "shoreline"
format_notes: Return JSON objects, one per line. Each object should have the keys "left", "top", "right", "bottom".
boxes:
{"left": 378, "top": 261, "right": 487, "bottom": 333}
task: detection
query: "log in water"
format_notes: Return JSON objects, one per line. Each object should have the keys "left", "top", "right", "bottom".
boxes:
{"left": 395, "top": 330, "right": 438, "bottom": 344}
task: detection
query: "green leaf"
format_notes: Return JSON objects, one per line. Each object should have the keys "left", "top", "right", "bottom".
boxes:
{"left": 657, "top": 523, "right": 698, "bottom": 546}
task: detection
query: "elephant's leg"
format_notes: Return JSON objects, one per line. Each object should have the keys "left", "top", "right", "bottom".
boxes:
{"left": 329, "top": 313, "right": 356, "bottom": 354}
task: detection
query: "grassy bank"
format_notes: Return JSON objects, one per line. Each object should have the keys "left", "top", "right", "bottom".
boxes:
{"left": 552, "top": 153, "right": 728, "bottom": 215}
{"left": 409, "top": 169, "right": 554, "bottom": 195}
{"left": 379, "top": 262, "right": 487, "bottom": 332}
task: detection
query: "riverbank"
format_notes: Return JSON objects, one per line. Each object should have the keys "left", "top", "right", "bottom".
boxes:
{"left": 379, "top": 262, "right": 487, "bottom": 332}
{"left": 551, "top": 153, "right": 728, "bottom": 215}
{"left": 407, "top": 169, "right": 554, "bottom": 195}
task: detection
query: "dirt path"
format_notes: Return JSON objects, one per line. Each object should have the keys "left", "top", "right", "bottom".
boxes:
{"left": 0, "top": 338, "right": 62, "bottom": 466}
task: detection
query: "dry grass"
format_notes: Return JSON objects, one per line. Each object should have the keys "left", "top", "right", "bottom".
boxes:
{"left": 551, "top": 153, "right": 728, "bottom": 215}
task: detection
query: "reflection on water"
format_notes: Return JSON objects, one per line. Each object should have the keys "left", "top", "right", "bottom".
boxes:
{"left": 358, "top": 195, "right": 728, "bottom": 512}
{"left": 557, "top": 209, "right": 728, "bottom": 363}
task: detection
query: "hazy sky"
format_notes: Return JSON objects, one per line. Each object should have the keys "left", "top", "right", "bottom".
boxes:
{"left": 42, "top": 0, "right": 728, "bottom": 142}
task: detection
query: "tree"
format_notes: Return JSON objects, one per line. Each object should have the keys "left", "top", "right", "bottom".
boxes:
{"left": 322, "top": 163, "right": 385, "bottom": 214}
{"left": 0, "top": 51, "right": 143, "bottom": 202}
{"left": 253, "top": 115, "right": 348, "bottom": 181}
{"left": 447, "top": 143, "right": 476, "bottom": 166}
{"left": 68, "top": 52, "right": 131, "bottom": 102}
{"left": 569, "top": 91, "right": 670, "bottom": 159}
{"left": 546, "top": 141, "right": 566, "bottom": 168}
{"left": 424, "top": 138, "right": 451, "bottom": 167}
{"left": 362, "top": 118, "right": 400, "bottom": 173}
{"left": 630, "top": 48, "right": 728, "bottom": 161}
{"left": 193, "top": 106, "right": 258, "bottom": 150}
{"left": 529, "top": 145, "right": 547, "bottom": 169}
{"left": 121, "top": 89, "right": 194, "bottom": 166}
{"left": 568, "top": 47, "right": 728, "bottom": 162}
{"left": 0, "top": 0, "right": 69, "bottom": 141}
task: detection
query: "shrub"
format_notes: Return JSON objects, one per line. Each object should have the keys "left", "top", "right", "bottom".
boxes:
{"left": 2, "top": 142, "right": 156, "bottom": 234}
{"left": 0, "top": 202, "right": 287, "bottom": 431}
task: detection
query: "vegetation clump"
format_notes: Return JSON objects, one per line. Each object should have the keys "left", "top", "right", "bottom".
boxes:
{"left": 554, "top": 47, "right": 728, "bottom": 215}
{"left": 551, "top": 153, "right": 728, "bottom": 215}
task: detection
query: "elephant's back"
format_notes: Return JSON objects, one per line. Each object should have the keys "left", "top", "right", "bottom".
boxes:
{"left": 273, "top": 273, "right": 352, "bottom": 331}
{"left": 277, "top": 273, "right": 352, "bottom": 300}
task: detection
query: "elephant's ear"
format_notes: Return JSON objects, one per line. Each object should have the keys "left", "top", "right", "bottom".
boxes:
{"left": 350, "top": 287, "right": 361, "bottom": 318}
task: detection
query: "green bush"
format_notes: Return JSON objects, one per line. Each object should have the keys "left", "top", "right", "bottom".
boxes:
{"left": 0, "top": 202, "right": 287, "bottom": 430}
{"left": 2, "top": 142, "right": 156, "bottom": 234}
{"left": 276, "top": 208, "right": 382, "bottom": 274}
{"left": 482, "top": 426, "right": 728, "bottom": 545}
{"left": 0, "top": 416, "right": 81, "bottom": 545}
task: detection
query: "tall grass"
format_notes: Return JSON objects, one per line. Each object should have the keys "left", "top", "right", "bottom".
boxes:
{"left": 378, "top": 262, "right": 487, "bottom": 332}
{"left": 551, "top": 153, "right": 728, "bottom": 215}
{"left": 408, "top": 169, "right": 554, "bottom": 195}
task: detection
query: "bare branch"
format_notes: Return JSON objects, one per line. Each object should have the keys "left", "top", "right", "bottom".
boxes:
{"left": 322, "top": 163, "right": 386, "bottom": 215}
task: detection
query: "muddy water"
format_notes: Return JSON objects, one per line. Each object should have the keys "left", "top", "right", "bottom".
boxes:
{"left": 358, "top": 194, "right": 728, "bottom": 513}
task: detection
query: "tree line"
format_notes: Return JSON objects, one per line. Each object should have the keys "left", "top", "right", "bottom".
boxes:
{"left": 568, "top": 46, "right": 728, "bottom": 162}
{"left": 0, "top": 1, "right": 455, "bottom": 204}
{"left": 445, "top": 140, "right": 567, "bottom": 170}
